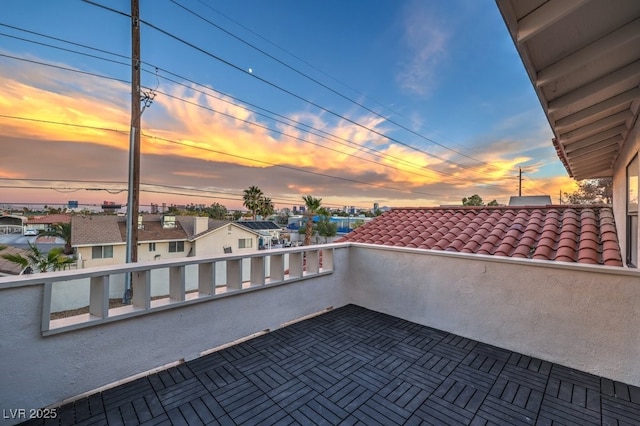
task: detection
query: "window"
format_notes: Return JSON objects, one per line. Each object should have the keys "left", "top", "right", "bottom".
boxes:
{"left": 168, "top": 241, "right": 184, "bottom": 253}
{"left": 627, "top": 155, "right": 638, "bottom": 267}
{"left": 91, "top": 245, "right": 113, "bottom": 259}
{"left": 238, "top": 238, "right": 253, "bottom": 249}
{"left": 148, "top": 242, "right": 156, "bottom": 252}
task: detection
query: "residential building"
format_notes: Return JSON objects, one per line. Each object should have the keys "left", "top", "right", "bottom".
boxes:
{"left": 72, "top": 215, "right": 260, "bottom": 268}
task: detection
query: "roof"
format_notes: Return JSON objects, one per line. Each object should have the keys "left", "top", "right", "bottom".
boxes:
{"left": 236, "top": 221, "right": 282, "bottom": 231}
{"left": 71, "top": 215, "right": 254, "bottom": 246}
{"left": 26, "top": 214, "right": 72, "bottom": 224}
{"left": 0, "top": 246, "right": 29, "bottom": 275}
{"left": 496, "top": 0, "right": 640, "bottom": 180}
{"left": 337, "top": 206, "right": 622, "bottom": 266}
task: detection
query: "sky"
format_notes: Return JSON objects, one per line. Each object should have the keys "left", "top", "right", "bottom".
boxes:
{"left": 0, "top": 0, "right": 578, "bottom": 211}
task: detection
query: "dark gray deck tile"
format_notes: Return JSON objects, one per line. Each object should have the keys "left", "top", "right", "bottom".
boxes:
{"left": 415, "top": 352, "right": 458, "bottom": 376}
{"left": 508, "top": 353, "right": 552, "bottom": 376}
{"left": 268, "top": 379, "right": 319, "bottom": 412}
{"left": 497, "top": 363, "right": 549, "bottom": 392}
{"left": 476, "top": 395, "right": 537, "bottom": 425}
{"left": 348, "top": 364, "right": 395, "bottom": 392}
{"left": 361, "top": 334, "right": 400, "bottom": 352}
{"left": 247, "top": 364, "right": 294, "bottom": 393}
{"left": 434, "top": 377, "right": 486, "bottom": 413}
{"left": 138, "top": 414, "right": 171, "bottom": 426}
{"left": 200, "top": 363, "right": 244, "bottom": 391}
{"left": 186, "top": 352, "right": 228, "bottom": 375}
{"left": 300, "top": 364, "right": 344, "bottom": 393}
{"left": 324, "top": 352, "right": 365, "bottom": 376}
{"left": 602, "top": 394, "right": 640, "bottom": 425}
{"left": 449, "top": 363, "right": 499, "bottom": 393}
{"left": 102, "top": 377, "right": 154, "bottom": 411}
{"left": 232, "top": 351, "right": 273, "bottom": 375}
{"left": 399, "top": 362, "right": 447, "bottom": 392}
{"left": 379, "top": 378, "right": 431, "bottom": 412}
{"left": 292, "top": 395, "right": 349, "bottom": 425}
{"left": 165, "top": 407, "right": 191, "bottom": 426}
{"left": 157, "top": 376, "right": 209, "bottom": 411}
{"left": 322, "top": 332, "right": 357, "bottom": 352}
{"left": 219, "top": 341, "right": 257, "bottom": 362}
{"left": 301, "top": 341, "right": 340, "bottom": 362}
{"left": 370, "top": 352, "right": 411, "bottom": 376}
{"left": 388, "top": 341, "right": 428, "bottom": 362}
{"left": 260, "top": 341, "right": 298, "bottom": 363}
{"left": 413, "top": 394, "right": 476, "bottom": 425}
{"left": 276, "top": 351, "right": 319, "bottom": 376}
{"left": 322, "top": 377, "right": 373, "bottom": 412}
{"left": 539, "top": 393, "right": 601, "bottom": 425}
{"left": 229, "top": 395, "right": 282, "bottom": 425}
{"left": 401, "top": 332, "right": 441, "bottom": 353}
{"left": 342, "top": 341, "right": 383, "bottom": 362}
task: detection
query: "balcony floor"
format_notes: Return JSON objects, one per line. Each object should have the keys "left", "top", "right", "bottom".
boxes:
{"left": 23, "top": 305, "right": 640, "bottom": 425}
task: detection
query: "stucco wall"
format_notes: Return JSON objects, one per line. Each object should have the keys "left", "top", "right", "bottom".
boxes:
{"left": 613, "top": 117, "right": 640, "bottom": 266}
{"left": 0, "top": 247, "right": 350, "bottom": 421}
{"left": 347, "top": 244, "right": 640, "bottom": 386}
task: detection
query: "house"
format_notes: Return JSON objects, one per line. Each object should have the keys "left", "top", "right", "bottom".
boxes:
{"left": 236, "top": 220, "right": 284, "bottom": 248}
{"left": 25, "top": 213, "right": 72, "bottom": 231}
{"left": 71, "top": 215, "right": 260, "bottom": 268}
{"left": 508, "top": 195, "right": 552, "bottom": 206}
{"left": 338, "top": 205, "right": 623, "bottom": 266}
{"left": 495, "top": 0, "right": 640, "bottom": 266}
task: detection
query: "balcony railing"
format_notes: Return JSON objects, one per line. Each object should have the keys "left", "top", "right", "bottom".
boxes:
{"left": 1, "top": 242, "right": 640, "bottom": 424}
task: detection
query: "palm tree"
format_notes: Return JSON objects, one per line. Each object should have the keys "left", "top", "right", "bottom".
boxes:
{"left": 302, "top": 195, "right": 322, "bottom": 246}
{"left": 257, "top": 196, "right": 274, "bottom": 218}
{"left": 1, "top": 242, "right": 74, "bottom": 274}
{"left": 243, "top": 186, "right": 264, "bottom": 220}
{"left": 40, "top": 222, "right": 73, "bottom": 254}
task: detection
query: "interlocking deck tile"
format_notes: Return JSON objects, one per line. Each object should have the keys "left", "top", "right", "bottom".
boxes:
{"left": 22, "top": 305, "right": 640, "bottom": 425}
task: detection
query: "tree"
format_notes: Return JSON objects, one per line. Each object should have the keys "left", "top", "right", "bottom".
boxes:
{"left": 316, "top": 216, "right": 337, "bottom": 243}
{"left": 40, "top": 222, "right": 73, "bottom": 254}
{"left": 461, "top": 195, "right": 499, "bottom": 206}
{"left": 302, "top": 195, "right": 322, "bottom": 246}
{"left": 564, "top": 178, "right": 612, "bottom": 204}
{"left": 462, "top": 194, "right": 484, "bottom": 206}
{"left": 207, "top": 202, "right": 228, "bottom": 220}
{"left": 256, "top": 196, "right": 274, "bottom": 218}
{"left": 243, "top": 186, "right": 264, "bottom": 220}
{"left": 1, "top": 242, "right": 74, "bottom": 273}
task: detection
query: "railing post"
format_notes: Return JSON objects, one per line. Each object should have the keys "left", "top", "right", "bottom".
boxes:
{"left": 169, "top": 265, "right": 185, "bottom": 302}
{"left": 321, "top": 248, "right": 334, "bottom": 271}
{"left": 289, "top": 252, "right": 303, "bottom": 278}
{"left": 270, "top": 254, "right": 284, "bottom": 282}
{"left": 89, "top": 275, "right": 109, "bottom": 318}
{"left": 250, "top": 256, "right": 265, "bottom": 286}
{"left": 306, "top": 250, "right": 319, "bottom": 274}
{"left": 41, "top": 281, "right": 52, "bottom": 333}
{"left": 131, "top": 270, "right": 150, "bottom": 309}
{"left": 198, "top": 262, "right": 215, "bottom": 295}
{"left": 227, "top": 259, "right": 242, "bottom": 290}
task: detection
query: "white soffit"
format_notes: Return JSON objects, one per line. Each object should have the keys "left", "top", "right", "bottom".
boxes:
{"left": 496, "top": 0, "right": 640, "bottom": 180}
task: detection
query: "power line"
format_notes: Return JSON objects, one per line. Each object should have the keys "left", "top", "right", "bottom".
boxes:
{"left": 81, "top": 0, "right": 491, "bottom": 174}
{"left": 0, "top": 21, "right": 508, "bottom": 188}
{"left": 170, "top": 0, "right": 491, "bottom": 167}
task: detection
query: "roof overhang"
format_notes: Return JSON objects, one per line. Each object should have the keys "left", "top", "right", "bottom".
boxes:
{"left": 496, "top": 0, "right": 640, "bottom": 180}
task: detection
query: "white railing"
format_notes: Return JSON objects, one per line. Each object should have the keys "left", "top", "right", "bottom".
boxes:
{"left": 3, "top": 246, "right": 335, "bottom": 336}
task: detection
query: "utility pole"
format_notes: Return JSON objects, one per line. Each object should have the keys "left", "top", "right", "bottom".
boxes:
{"left": 124, "top": 0, "right": 141, "bottom": 304}
{"left": 518, "top": 167, "right": 522, "bottom": 197}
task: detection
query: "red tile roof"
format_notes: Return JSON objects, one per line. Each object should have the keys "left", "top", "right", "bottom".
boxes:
{"left": 337, "top": 206, "right": 623, "bottom": 267}
{"left": 26, "top": 214, "right": 72, "bottom": 224}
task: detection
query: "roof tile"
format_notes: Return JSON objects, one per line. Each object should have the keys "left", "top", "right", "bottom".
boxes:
{"left": 338, "top": 206, "right": 622, "bottom": 266}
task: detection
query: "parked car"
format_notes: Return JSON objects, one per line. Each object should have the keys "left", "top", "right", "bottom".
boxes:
{"left": 23, "top": 229, "right": 39, "bottom": 236}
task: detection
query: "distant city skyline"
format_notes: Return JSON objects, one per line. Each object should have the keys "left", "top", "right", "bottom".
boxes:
{"left": 1, "top": 0, "right": 577, "bottom": 210}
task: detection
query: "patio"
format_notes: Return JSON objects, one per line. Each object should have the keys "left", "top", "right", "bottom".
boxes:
{"left": 20, "top": 304, "right": 640, "bottom": 425}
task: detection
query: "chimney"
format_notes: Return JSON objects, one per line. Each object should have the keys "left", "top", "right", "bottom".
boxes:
{"left": 194, "top": 216, "right": 209, "bottom": 235}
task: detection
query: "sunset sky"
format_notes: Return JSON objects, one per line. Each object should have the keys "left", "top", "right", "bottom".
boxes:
{"left": 0, "top": 0, "right": 578, "bottom": 211}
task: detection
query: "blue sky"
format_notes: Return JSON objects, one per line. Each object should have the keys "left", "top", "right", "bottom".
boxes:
{"left": 0, "top": 0, "right": 574, "bottom": 210}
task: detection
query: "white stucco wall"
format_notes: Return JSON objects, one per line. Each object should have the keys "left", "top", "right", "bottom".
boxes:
{"left": 193, "top": 225, "right": 258, "bottom": 256}
{"left": 613, "top": 117, "right": 640, "bottom": 267}
{"left": 347, "top": 244, "right": 640, "bottom": 387}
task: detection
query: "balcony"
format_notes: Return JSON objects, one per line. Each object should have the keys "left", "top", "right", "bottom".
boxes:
{"left": 2, "top": 243, "right": 639, "bottom": 425}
